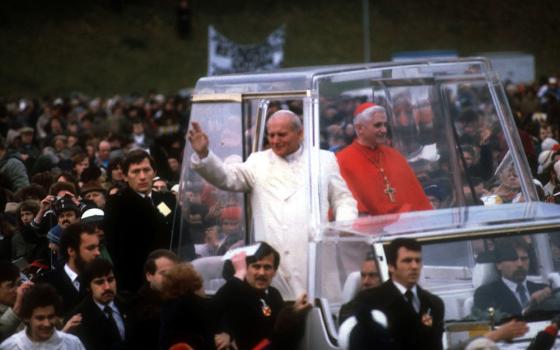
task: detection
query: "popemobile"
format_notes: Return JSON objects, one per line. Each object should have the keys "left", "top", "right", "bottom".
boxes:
{"left": 173, "top": 58, "right": 560, "bottom": 349}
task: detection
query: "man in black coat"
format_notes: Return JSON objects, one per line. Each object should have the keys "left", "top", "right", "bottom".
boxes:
{"left": 39, "top": 222, "right": 100, "bottom": 317}
{"left": 127, "top": 249, "right": 179, "bottom": 350}
{"left": 213, "top": 242, "right": 311, "bottom": 350}
{"left": 69, "top": 258, "right": 129, "bottom": 350}
{"left": 349, "top": 238, "right": 445, "bottom": 350}
{"left": 474, "top": 237, "right": 551, "bottom": 318}
{"left": 105, "top": 149, "right": 182, "bottom": 293}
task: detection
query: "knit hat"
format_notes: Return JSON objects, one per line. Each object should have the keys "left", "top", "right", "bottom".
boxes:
{"left": 538, "top": 150, "right": 554, "bottom": 175}
{"left": 353, "top": 102, "right": 386, "bottom": 118}
{"left": 221, "top": 207, "right": 242, "bottom": 221}
{"left": 541, "top": 137, "right": 559, "bottom": 151}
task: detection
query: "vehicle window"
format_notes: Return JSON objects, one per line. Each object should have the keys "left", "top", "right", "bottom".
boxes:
{"left": 316, "top": 64, "right": 533, "bottom": 215}
{"left": 176, "top": 99, "right": 307, "bottom": 295}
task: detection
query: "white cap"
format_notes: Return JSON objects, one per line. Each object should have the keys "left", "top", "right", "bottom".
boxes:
{"left": 541, "top": 137, "right": 559, "bottom": 151}
{"left": 81, "top": 208, "right": 104, "bottom": 223}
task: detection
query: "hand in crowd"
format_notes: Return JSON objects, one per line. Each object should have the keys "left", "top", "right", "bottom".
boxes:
{"left": 62, "top": 313, "right": 82, "bottom": 333}
{"left": 231, "top": 252, "right": 247, "bottom": 281}
{"left": 293, "top": 292, "right": 312, "bottom": 312}
{"left": 40, "top": 195, "right": 56, "bottom": 212}
{"left": 12, "top": 281, "right": 33, "bottom": 317}
{"left": 485, "top": 319, "right": 528, "bottom": 342}
{"left": 214, "top": 332, "right": 237, "bottom": 350}
{"left": 187, "top": 121, "right": 209, "bottom": 158}
{"left": 531, "top": 286, "right": 553, "bottom": 304}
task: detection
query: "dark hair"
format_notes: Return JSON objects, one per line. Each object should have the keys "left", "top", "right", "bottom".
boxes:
{"left": 20, "top": 284, "right": 61, "bottom": 319}
{"left": 15, "top": 184, "right": 47, "bottom": 202}
{"left": 246, "top": 242, "right": 280, "bottom": 270}
{"left": 123, "top": 149, "right": 156, "bottom": 175}
{"left": 0, "top": 136, "right": 6, "bottom": 151}
{"left": 17, "top": 200, "right": 40, "bottom": 216}
{"left": 386, "top": 238, "right": 421, "bottom": 267}
{"left": 49, "top": 181, "right": 77, "bottom": 196}
{"left": 0, "top": 261, "right": 20, "bottom": 284}
{"left": 81, "top": 258, "right": 114, "bottom": 290}
{"left": 144, "top": 249, "right": 180, "bottom": 275}
{"left": 59, "top": 223, "right": 96, "bottom": 261}
{"left": 30, "top": 172, "right": 54, "bottom": 192}
{"left": 107, "top": 157, "right": 124, "bottom": 181}
{"left": 71, "top": 152, "right": 88, "bottom": 165}
{"left": 494, "top": 237, "right": 529, "bottom": 262}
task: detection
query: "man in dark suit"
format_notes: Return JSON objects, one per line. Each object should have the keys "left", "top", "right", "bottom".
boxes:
{"left": 213, "top": 242, "right": 311, "bottom": 350}
{"left": 127, "top": 249, "right": 179, "bottom": 350}
{"left": 105, "top": 149, "right": 182, "bottom": 293}
{"left": 70, "top": 258, "right": 129, "bottom": 350}
{"left": 474, "top": 238, "right": 551, "bottom": 317}
{"left": 40, "top": 222, "right": 100, "bottom": 317}
{"left": 349, "top": 238, "right": 445, "bottom": 350}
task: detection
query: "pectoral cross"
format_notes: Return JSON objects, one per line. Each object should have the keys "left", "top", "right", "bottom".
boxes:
{"left": 380, "top": 167, "right": 396, "bottom": 203}
{"left": 384, "top": 181, "right": 396, "bottom": 203}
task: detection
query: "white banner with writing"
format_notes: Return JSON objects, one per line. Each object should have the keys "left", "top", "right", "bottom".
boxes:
{"left": 207, "top": 25, "right": 285, "bottom": 76}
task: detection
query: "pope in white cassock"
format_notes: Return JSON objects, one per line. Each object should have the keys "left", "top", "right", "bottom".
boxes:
{"left": 188, "top": 110, "right": 358, "bottom": 297}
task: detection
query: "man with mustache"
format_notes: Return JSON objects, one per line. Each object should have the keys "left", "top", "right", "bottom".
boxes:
{"left": 40, "top": 223, "right": 101, "bottom": 317}
{"left": 347, "top": 238, "right": 444, "bottom": 350}
{"left": 336, "top": 102, "right": 432, "bottom": 215}
{"left": 213, "top": 242, "right": 311, "bottom": 350}
{"left": 69, "top": 258, "right": 129, "bottom": 350}
{"left": 474, "top": 238, "right": 551, "bottom": 317}
{"left": 0, "top": 283, "right": 85, "bottom": 349}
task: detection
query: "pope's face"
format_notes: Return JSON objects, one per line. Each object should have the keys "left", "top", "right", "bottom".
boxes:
{"left": 357, "top": 111, "right": 388, "bottom": 148}
{"left": 266, "top": 115, "right": 302, "bottom": 158}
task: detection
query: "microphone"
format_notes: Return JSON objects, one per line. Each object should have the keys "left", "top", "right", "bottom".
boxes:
{"left": 526, "top": 323, "right": 558, "bottom": 350}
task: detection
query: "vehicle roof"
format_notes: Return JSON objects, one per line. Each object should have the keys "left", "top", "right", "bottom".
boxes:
{"left": 194, "top": 57, "right": 492, "bottom": 94}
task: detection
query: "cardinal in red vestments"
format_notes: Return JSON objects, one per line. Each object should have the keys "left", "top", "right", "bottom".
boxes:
{"left": 337, "top": 102, "right": 432, "bottom": 215}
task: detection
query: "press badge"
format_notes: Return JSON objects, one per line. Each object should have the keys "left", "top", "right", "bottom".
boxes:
{"left": 157, "top": 202, "right": 172, "bottom": 217}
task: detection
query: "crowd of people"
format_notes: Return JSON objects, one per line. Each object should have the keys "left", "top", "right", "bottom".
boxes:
{"left": 1, "top": 72, "right": 560, "bottom": 349}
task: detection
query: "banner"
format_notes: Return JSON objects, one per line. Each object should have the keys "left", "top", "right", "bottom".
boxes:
{"left": 207, "top": 25, "right": 285, "bottom": 76}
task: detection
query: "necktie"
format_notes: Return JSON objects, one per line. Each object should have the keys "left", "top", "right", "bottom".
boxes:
{"left": 405, "top": 289, "right": 415, "bottom": 310}
{"left": 103, "top": 306, "right": 121, "bottom": 339}
{"left": 517, "top": 283, "right": 529, "bottom": 307}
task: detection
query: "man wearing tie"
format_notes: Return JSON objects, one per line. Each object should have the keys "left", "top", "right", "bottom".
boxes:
{"left": 474, "top": 238, "right": 551, "bottom": 317}
{"left": 349, "top": 238, "right": 445, "bottom": 350}
{"left": 69, "top": 258, "right": 129, "bottom": 350}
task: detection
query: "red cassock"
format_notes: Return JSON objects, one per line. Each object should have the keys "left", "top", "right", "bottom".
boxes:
{"left": 336, "top": 141, "right": 432, "bottom": 215}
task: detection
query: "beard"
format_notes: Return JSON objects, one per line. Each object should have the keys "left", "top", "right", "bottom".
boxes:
{"left": 75, "top": 254, "right": 88, "bottom": 274}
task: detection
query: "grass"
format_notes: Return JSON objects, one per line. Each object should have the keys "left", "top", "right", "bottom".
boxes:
{"left": 1, "top": 0, "right": 559, "bottom": 97}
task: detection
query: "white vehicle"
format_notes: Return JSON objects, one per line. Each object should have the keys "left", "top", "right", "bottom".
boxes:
{"left": 174, "top": 58, "right": 560, "bottom": 349}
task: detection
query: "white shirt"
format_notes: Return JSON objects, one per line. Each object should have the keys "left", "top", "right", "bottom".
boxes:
{"left": 0, "top": 329, "right": 85, "bottom": 350}
{"left": 501, "top": 277, "right": 530, "bottom": 307}
{"left": 63, "top": 264, "right": 80, "bottom": 291}
{"left": 392, "top": 280, "right": 420, "bottom": 313}
{"left": 94, "top": 300, "right": 125, "bottom": 340}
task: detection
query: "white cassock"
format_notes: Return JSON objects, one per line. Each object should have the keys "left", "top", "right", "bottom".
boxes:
{"left": 191, "top": 147, "right": 357, "bottom": 297}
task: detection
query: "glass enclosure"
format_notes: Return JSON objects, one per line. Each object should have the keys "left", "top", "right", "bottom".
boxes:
{"left": 177, "top": 58, "right": 560, "bottom": 347}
